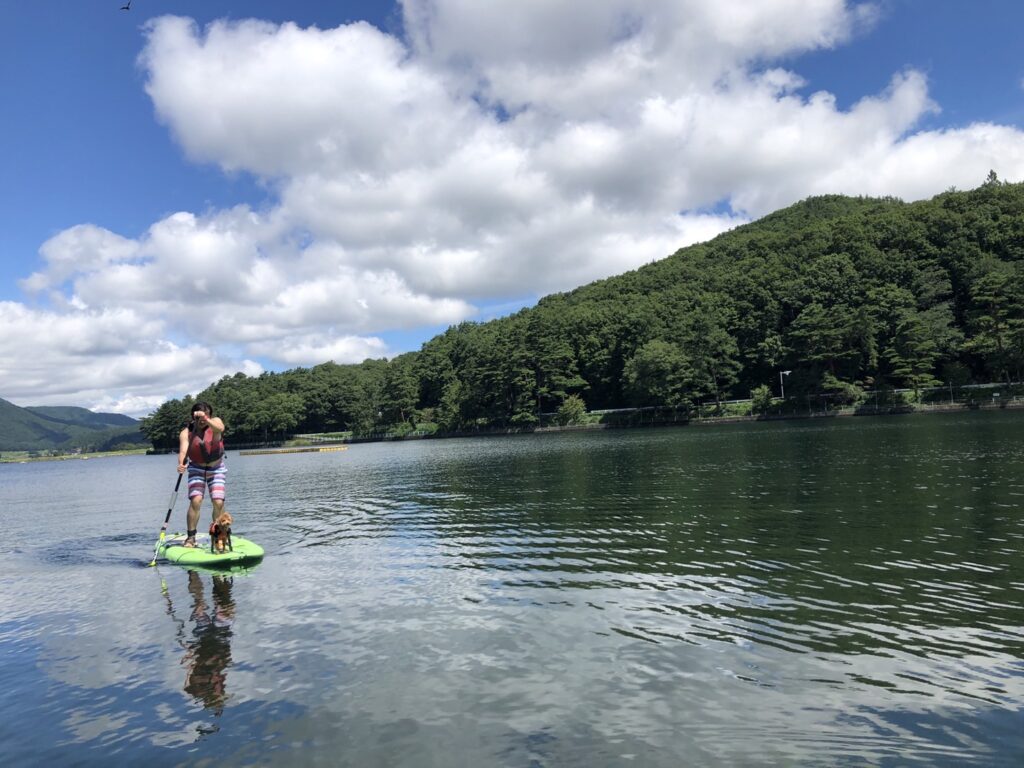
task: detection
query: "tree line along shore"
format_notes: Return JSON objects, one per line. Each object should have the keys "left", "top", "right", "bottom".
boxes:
{"left": 6, "top": 389, "right": 1018, "bottom": 462}
{"left": 136, "top": 178, "right": 1023, "bottom": 451}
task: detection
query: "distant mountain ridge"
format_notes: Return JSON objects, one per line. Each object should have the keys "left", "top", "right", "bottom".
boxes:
{"left": 0, "top": 398, "right": 145, "bottom": 452}
{"left": 24, "top": 405, "right": 137, "bottom": 429}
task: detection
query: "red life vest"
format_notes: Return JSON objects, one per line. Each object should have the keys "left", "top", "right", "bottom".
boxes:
{"left": 187, "top": 427, "right": 225, "bottom": 465}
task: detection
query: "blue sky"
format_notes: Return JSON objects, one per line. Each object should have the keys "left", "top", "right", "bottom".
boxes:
{"left": 0, "top": 1, "right": 394, "bottom": 301}
{"left": 1, "top": 1, "right": 1023, "bottom": 414}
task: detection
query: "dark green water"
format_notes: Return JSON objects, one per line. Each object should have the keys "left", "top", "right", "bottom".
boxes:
{"left": 1, "top": 411, "right": 1022, "bottom": 766}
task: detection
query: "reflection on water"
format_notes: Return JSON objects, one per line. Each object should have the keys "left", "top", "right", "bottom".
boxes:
{"left": 165, "top": 571, "right": 235, "bottom": 721}
{"left": 0, "top": 411, "right": 1023, "bottom": 765}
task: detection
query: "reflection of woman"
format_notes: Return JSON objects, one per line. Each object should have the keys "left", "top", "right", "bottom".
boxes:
{"left": 181, "top": 571, "right": 235, "bottom": 715}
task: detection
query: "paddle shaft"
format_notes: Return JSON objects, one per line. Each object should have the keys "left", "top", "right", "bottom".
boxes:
{"left": 147, "top": 428, "right": 192, "bottom": 566}
{"left": 160, "top": 470, "right": 185, "bottom": 532}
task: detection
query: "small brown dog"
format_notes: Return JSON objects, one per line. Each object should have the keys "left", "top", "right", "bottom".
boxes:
{"left": 209, "top": 511, "right": 233, "bottom": 553}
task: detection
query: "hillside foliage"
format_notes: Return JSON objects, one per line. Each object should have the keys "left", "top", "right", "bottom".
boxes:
{"left": 0, "top": 399, "right": 145, "bottom": 452}
{"left": 141, "top": 179, "right": 1024, "bottom": 448}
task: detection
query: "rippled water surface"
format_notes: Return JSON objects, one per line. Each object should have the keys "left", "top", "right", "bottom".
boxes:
{"left": 2, "top": 411, "right": 1023, "bottom": 766}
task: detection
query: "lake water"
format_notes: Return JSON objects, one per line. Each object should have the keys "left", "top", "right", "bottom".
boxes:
{"left": 1, "top": 411, "right": 1022, "bottom": 766}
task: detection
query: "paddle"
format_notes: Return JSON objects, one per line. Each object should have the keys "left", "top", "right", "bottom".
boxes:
{"left": 147, "top": 429, "right": 191, "bottom": 567}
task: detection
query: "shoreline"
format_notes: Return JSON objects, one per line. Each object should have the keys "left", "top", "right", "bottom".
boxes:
{"left": 4, "top": 401, "right": 1020, "bottom": 462}
{"left": 0, "top": 448, "right": 149, "bottom": 464}
{"left": 335, "top": 398, "right": 1024, "bottom": 445}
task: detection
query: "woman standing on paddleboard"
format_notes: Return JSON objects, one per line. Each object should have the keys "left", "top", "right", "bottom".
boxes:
{"left": 177, "top": 402, "right": 226, "bottom": 548}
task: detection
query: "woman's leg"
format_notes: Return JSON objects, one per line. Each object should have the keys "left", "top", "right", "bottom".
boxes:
{"left": 185, "top": 465, "right": 207, "bottom": 545}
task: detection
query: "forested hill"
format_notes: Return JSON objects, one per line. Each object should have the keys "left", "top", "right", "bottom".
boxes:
{"left": 24, "top": 406, "right": 137, "bottom": 429}
{"left": 141, "top": 178, "right": 1024, "bottom": 448}
{"left": 0, "top": 399, "right": 145, "bottom": 452}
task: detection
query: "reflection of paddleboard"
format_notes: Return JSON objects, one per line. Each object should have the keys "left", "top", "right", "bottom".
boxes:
{"left": 173, "top": 561, "right": 262, "bottom": 577}
{"left": 158, "top": 533, "right": 264, "bottom": 569}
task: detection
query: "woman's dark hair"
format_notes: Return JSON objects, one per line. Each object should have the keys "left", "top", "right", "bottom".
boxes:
{"left": 186, "top": 401, "right": 215, "bottom": 430}
{"left": 192, "top": 401, "right": 214, "bottom": 416}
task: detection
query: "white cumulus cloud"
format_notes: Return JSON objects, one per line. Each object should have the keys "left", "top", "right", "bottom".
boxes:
{"left": 0, "top": 301, "right": 256, "bottom": 414}
{"left": 4, "top": 1, "right": 1024, "bottom": 415}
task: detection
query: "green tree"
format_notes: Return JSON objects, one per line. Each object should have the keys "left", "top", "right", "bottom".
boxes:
{"left": 787, "top": 302, "right": 862, "bottom": 384}
{"left": 497, "top": 318, "right": 538, "bottom": 426}
{"left": 623, "top": 340, "right": 693, "bottom": 407}
{"left": 436, "top": 378, "right": 466, "bottom": 431}
{"left": 242, "top": 392, "right": 304, "bottom": 442}
{"left": 750, "top": 384, "right": 774, "bottom": 414}
{"left": 415, "top": 327, "right": 463, "bottom": 409}
{"left": 140, "top": 396, "right": 193, "bottom": 450}
{"left": 555, "top": 394, "right": 587, "bottom": 426}
{"left": 864, "top": 284, "right": 915, "bottom": 383}
{"left": 964, "top": 259, "right": 1024, "bottom": 383}
{"left": 526, "top": 308, "right": 587, "bottom": 416}
{"left": 884, "top": 309, "right": 941, "bottom": 398}
{"left": 681, "top": 298, "right": 741, "bottom": 408}
{"left": 380, "top": 354, "right": 419, "bottom": 425}
{"left": 457, "top": 323, "right": 514, "bottom": 426}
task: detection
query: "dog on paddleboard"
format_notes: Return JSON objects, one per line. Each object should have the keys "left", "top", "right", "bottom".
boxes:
{"left": 209, "top": 511, "right": 233, "bottom": 554}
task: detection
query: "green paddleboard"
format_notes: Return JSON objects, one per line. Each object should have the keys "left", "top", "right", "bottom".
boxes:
{"left": 158, "top": 532, "right": 265, "bottom": 569}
